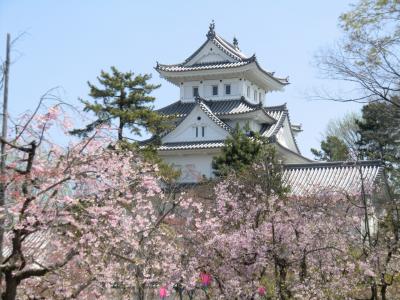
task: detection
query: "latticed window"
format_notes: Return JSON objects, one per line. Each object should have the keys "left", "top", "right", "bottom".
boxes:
{"left": 225, "top": 84, "right": 231, "bottom": 95}
{"left": 212, "top": 85, "right": 218, "bottom": 96}
{"left": 193, "top": 87, "right": 199, "bottom": 97}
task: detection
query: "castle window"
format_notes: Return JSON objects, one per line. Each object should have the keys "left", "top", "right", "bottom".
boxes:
{"left": 212, "top": 85, "right": 218, "bottom": 96}
{"left": 254, "top": 90, "right": 257, "bottom": 101}
{"left": 259, "top": 92, "right": 262, "bottom": 102}
{"left": 247, "top": 86, "right": 250, "bottom": 97}
{"left": 195, "top": 126, "right": 205, "bottom": 138}
{"left": 225, "top": 84, "right": 231, "bottom": 95}
{"left": 193, "top": 86, "right": 199, "bottom": 97}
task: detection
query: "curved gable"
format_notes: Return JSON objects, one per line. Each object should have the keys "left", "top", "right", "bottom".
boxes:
{"left": 185, "top": 40, "right": 237, "bottom": 66}
{"left": 162, "top": 102, "right": 230, "bottom": 144}
{"left": 276, "top": 116, "right": 300, "bottom": 154}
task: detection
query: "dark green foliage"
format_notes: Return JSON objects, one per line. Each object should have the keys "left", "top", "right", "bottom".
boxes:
{"left": 70, "top": 66, "right": 165, "bottom": 142}
{"left": 311, "top": 135, "right": 351, "bottom": 161}
{"left": 357, "top": 99, "right": 400, "bottom": 186}
{"left": 311, "top": 98, "right": 400, "bottom": 190}
{"left": 212, "top": 123, "right": 265, "bottom": 177}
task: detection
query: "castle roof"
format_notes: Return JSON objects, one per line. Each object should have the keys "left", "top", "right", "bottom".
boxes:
{"left": 156, "top": 57, "right": 254, "bottom": 73}
{"left": 157, "top": 98, "right": 264, "bottom": 117}
{"left": 155, "top": 22, "right": 289, "bottom": 89}
{"left": 159, "top": 140, "right": 226, "bottom": 151}
{"left": 156, "top": 97, "right": 303, "bottom": 158}
{"left": 283, "top": 160, "right": 385, "bottom": 196}
{"left": 157, "top": 99, "right": 297, "bottom": 141}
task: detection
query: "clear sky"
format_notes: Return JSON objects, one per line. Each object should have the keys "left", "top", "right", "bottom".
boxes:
{"left": 0, "top": 0, "right": 360, "bottom": 157}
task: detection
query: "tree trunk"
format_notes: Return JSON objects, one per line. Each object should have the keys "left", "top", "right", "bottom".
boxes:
{"left": 118, "top": 119, "right": 124, "bottom": 141}
{"left": 136, "top": 284, "right": 145, "bottom": 300}
{"left": 370, "top": 283, "right": 378, "bottom": 300}
{"left": 2, "top": 273, "right": 18, "bottom": 300}
{"left": 135, "top": 265, "right": 145, "bottom": 300}
{"left": 203, "top": 288, "right": 210, "bottom": 300}
{"left": 299, "top": 251, "right": 307, "bottom": 281}
{"left": 187, "top": 290, "right": 195, "bottom": 300}
{"left": 380, "top": 284, "right": 387, "bottom": 300}
{"left": 278, "top": 263, "right": 288, "bottom": 300}
{"left": 175, "top": 285, "right": 184, "bottom": 300}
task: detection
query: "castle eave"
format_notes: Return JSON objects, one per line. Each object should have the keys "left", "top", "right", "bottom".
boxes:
{"left": 156, "top": 61, "right": 288, "bottom": 91}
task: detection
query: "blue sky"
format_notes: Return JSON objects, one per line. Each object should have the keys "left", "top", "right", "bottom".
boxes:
{"left": 0, "top": 0, "right": 360, "bottom": 157}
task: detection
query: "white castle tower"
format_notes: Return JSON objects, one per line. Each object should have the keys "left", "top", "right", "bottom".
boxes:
{"left": 154, "top": 22, "right": 309, "bottom": 182}
{"left": 152, "top": 22, "right": 383, "bottom": 192}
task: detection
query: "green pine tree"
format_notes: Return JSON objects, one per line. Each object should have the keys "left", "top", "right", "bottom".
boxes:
{"left": 311, "top": 135, "right": 350, "bottom": 161}
{"left": 357, "top": 99, "right": 400, "bottom": 188}
{"left": 70, "top": 66, "right": 165, "bottom": 143}
{"left": 212, "top": 123, "right": 265, "bottom": 177}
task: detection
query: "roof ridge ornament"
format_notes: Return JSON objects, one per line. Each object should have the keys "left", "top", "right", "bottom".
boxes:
{"left": 233, "top": 36, "right": 239, "bottom": 49}
{"left": 206, "top": 20, "right": 216, "bottom": 39}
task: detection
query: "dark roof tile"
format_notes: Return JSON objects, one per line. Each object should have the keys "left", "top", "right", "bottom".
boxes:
{"left": 159, "top": 140, "right": 225, "bottom": 151}
{"left": 157, "top": 98, "right": 266, "bottom": 117}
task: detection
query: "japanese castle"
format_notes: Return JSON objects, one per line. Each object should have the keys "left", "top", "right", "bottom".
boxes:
{"left": 5, "top": 23, "right": 388, "bottom": 262}
{"left": 153, "top": 22, "right": 384, "bottom": 195}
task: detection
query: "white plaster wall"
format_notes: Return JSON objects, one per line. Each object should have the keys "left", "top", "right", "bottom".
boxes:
{"left": 162, "top": 154, "right": 215, "bottom": 182}
{"left": 242, "top": 80, "right": 265, "bottom": 104}
{"left": 181, "top": 81, "right": 202, "bottom": 100}
{"left": 276, "top": 117, "right": 299, "bottom": 153}
{"left": 162, "top": 105, "right": 230, "bottom": 143}
{"left": 249, "top": 120, "right": 262, "bottom": 132}
{"left": 180, "top": 79, "right": 243, "bottom": 101}
{"left": 203, "top": 79, "right": 222, "bottom": 98}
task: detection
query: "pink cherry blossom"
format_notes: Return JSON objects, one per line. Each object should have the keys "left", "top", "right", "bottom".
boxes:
{"left": 258, "top": 286, "right": 266, "bottom": 296}
{"left": 200, "top": 272, "right": 212, "bottom": 287}
{"left": 159, "top": 286, "right": 167, "bottom": 298}
{"left": 0, "top": 103, "right": 195, "bottom": 299}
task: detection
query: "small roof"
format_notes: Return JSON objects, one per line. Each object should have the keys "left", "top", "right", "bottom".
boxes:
{"left": 195, "top": 98, "right": 232, "bottom": 133}
{"left": 159, "top": 140, "right": 226, "bottom": 151}
{"left": 153, "top": 97, "right": 233, "bottom": 147}
{"left": 156, "top": 58, "right": 254, "bottom": 73}
{"left": 262, "top": 104, "right": 302, "bottom": 154}
{"left": 157, "top": 98, "right": 263, "bottom": 117}
{"left": 260, "top": 105, "right": 287, "bottom": 137}
{"left": 283, "top": 160, "right": 384, "bottom": 196}
{"left": 156, "top": 98, "right": 303, "bottom": 155}
{"left": 155, "top": 22, "right": 289, "bottom": 87}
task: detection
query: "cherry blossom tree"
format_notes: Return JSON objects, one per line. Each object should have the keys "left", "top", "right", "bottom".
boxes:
{"left": 177, "top": 148, "right": 399, "bottom": 299}
{"left": 0, "top": 99, "right": 187, "bottom": 300}
{"left": 0, "top": 96, "right": 398, "bottom": 300}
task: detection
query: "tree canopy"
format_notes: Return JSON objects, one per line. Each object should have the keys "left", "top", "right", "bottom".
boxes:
{"left": 311, "top": 135, "right": 350, "bottom": 161}
{"left": 316, "top": 0, "right": 400, "bottom": 107}
{"left": 311, "top": 98, "right": 400, "bottom": 195}
{"left": 357, "top": 99, "right": 400, "bottom": 187}
{"left": 70, "top": 66, "right": 165, "bottom": 142}
{"left": 212, "top": 123, "right": 264, "bottom": 177}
